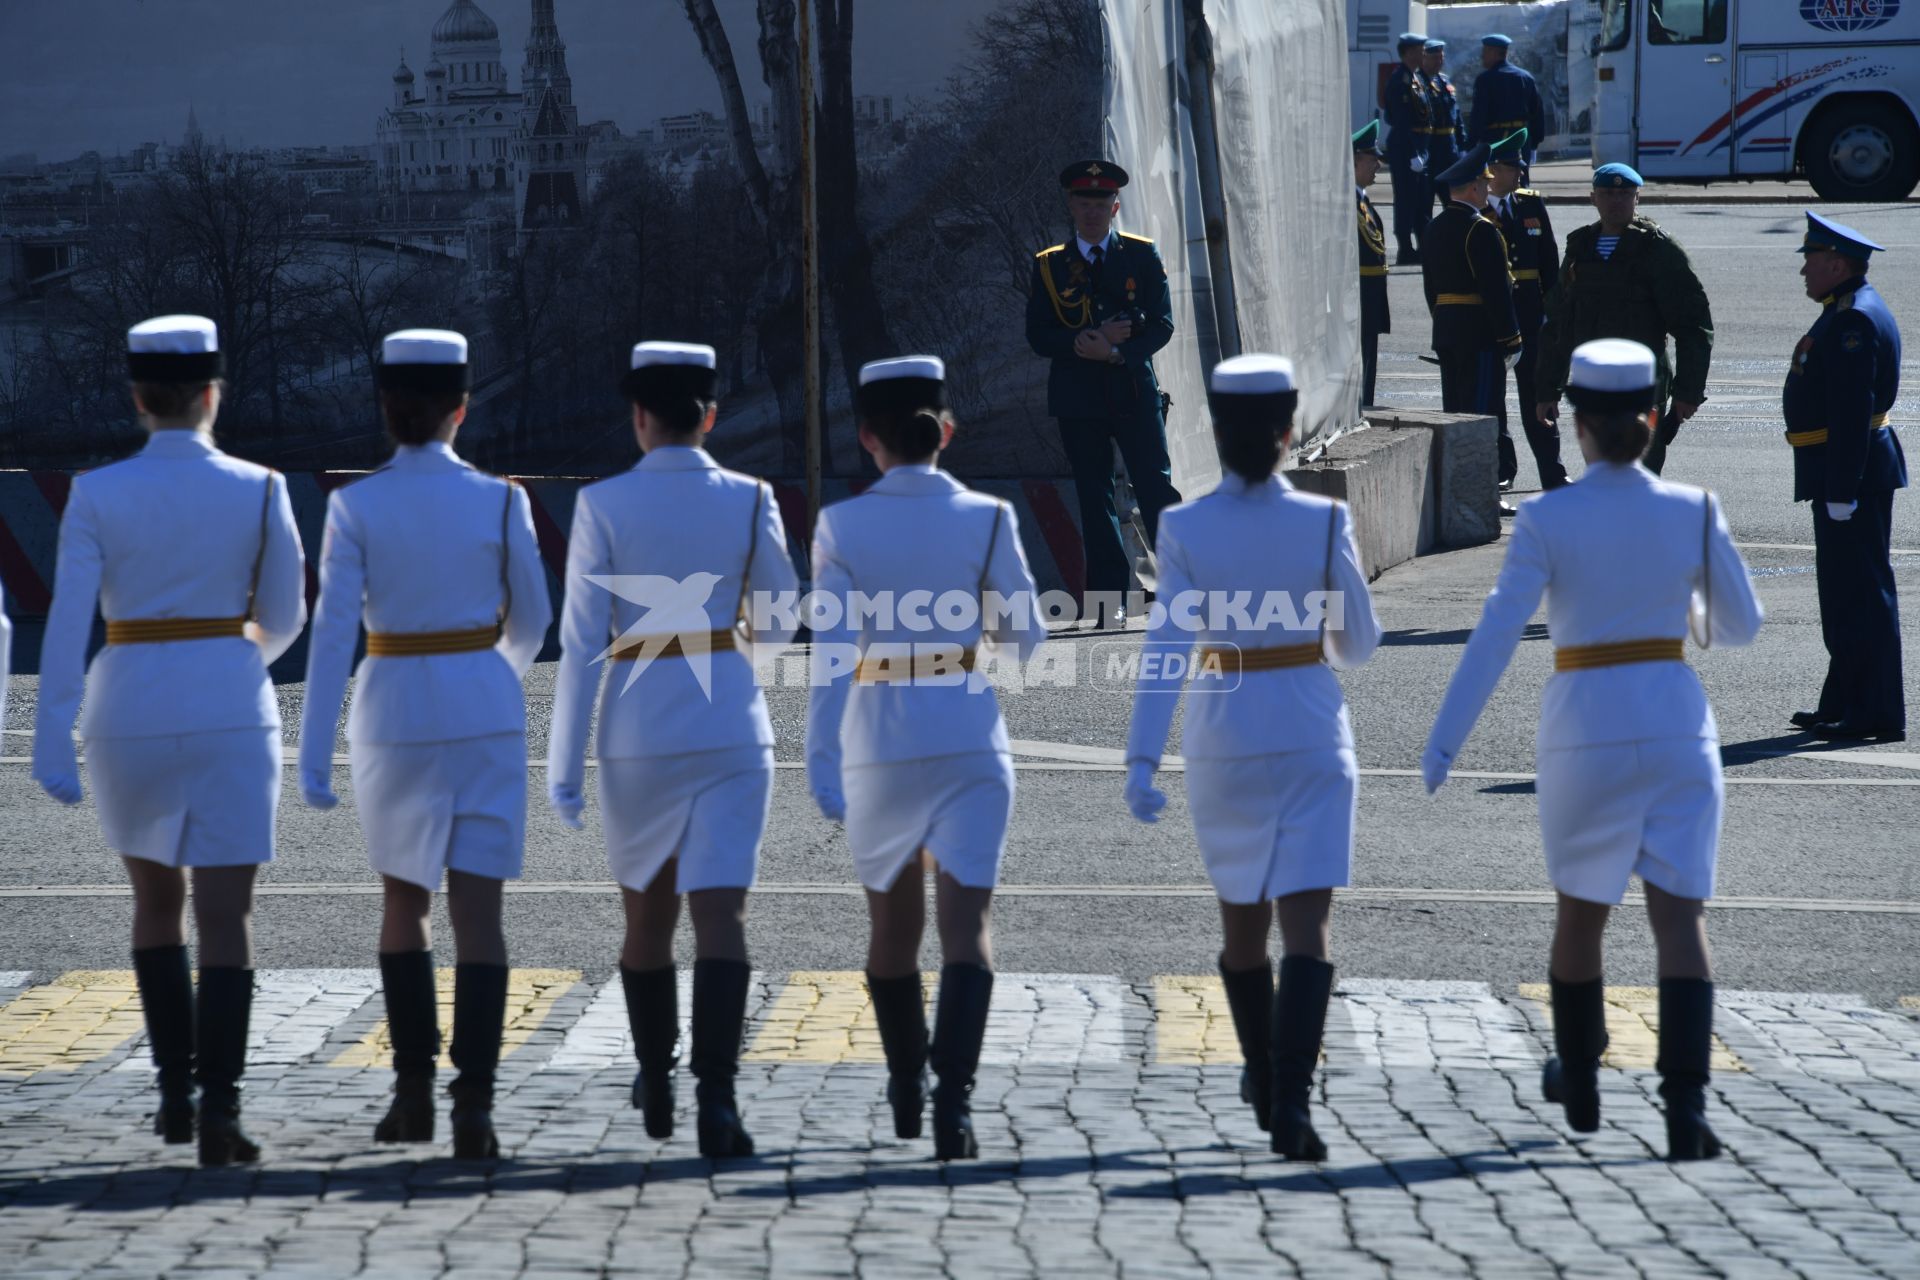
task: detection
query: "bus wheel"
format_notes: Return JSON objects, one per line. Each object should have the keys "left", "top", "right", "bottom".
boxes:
{"left": 1802, "top": 101, "right": 1920, "bottom": 202}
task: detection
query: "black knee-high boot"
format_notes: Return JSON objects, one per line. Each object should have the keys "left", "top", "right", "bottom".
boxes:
{"left": 1219, "top": 957, "right": 1274, "bottom": 1132}
{"left": 132, "top": 944, "right": 196, "bottom": 1144}
{"left": 930, "top": 963, "right": 994, "bottom": 1161}
{"left": 448, "top": 962, "right": 508, "bottom": 1159}
{"left": 1658, "top": 977, "right": 1722, "bottom": 1162}
{"left": 374, "top": 950, "right": 439, "bottom": 1143}
{"left": 1542, "top": 975, "right": 1608, "bottom": 1134}
{"left": 1269, "top": 956, "right": 1332, "bottom": 1161}
{"left": 866, "top": 972, "right": 928, "bottom": 1139}
{"left": 691, "top": 958, "right": 755, "bottom": 1158}
{"left": 195, "top": 967, "right": 261, "bottom": 1167}
{"left": 621, "top": 964, "right": 678, "bottom": 1139}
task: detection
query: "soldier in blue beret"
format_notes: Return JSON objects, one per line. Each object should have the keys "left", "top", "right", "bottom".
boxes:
{"left": 1786, "top": 213, "right": 1907, "bottom": 741}
{"left": 1353, "top": 122, "right": 1390, "bottom": 406}
{"left": 1381, "top": 33, "right": 1434, "bottom": 264}
{"left": 1469, "top": 33, "right": 1545, "bottom": 158}
{"left": 1420, "top": 40, "right": 1466, "bottom": 217}
{"left": 1026, "top": 159, "right": 1180, "bottom": 627}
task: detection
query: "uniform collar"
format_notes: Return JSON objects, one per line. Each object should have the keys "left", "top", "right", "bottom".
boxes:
{"left": 1214, "top": 471, "right": 1290, "bottom": 497}
{"left": 138, "top": 429, "right": 219, "bottom": 458}
{"left": 1578, "top": 460, "right": 1655, "bottom": 485}
{"left": 868, "top": 462, "right": 964, "bottom": 496}
{"left": 1820, "top": 274, "right": 1870, "bottom": 309}
{"left": 1076, "top": 231, "right": 1115, "bottom": 261}
{"left": 391, "top": 440, "right": 466, "bottom": 469}
{"left": 637, "top": 444, "right": 719, "bottom": 471}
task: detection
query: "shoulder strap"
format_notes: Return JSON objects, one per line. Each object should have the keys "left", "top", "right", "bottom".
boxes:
{"left": 498, "top": 479, "right": 516, "bottom": 624}
{"left": 1693, "top": 491, "right": 1714, "bottom": 650}
{"left": 1321, "top": 501, "right": 1339, "bottom": 648}
{"left": 245, "top": 472, "right": 276, "bottom": 621}
{"left": 977, "top": 501, "right": 1005, "bottom": 598}
{"left": 736, "top": 482, "right": 765, "bottom": 621}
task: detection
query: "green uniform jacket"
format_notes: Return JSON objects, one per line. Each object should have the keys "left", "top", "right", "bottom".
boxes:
{"left": 1538, "top": 216, "right": 1714, "bottom": 407}
{"left": 1025, "top": 232, "right": 1175, "bottom": 420}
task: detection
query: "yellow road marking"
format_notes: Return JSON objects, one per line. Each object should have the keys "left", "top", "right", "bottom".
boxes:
{"left": 1517, "top": 984, "right": 1744, "bottom": 1072}
{"left": 330, "top": 969, "right": 580, "bottom": 1068}
{"left": 1151, "top": 975, "right": 1242, "bottom": 1064}
{"left": 0, "top": 971, "right": 147, "bottom": 1077}
{"left": 743, "top": 971, "right": 933, "bottom": 1064}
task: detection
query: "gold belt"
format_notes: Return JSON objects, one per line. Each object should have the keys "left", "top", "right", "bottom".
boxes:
{"left": 1196, "top": 641, "right": 1323, "bottom": 675}
{"left": 1787, "top": 414, "right": 1892, "bottom": 448}
{"left": 1512, "top": 270, "right": 1540, "bottom": 282}
{"left": 607, "top": 628, "right": 739, "bottom": 662}
{"left": 1554, "top": 638, "right": 1685, "bottom": 672}
{"left": 1487, "top": 119, "right": 1527, "bottom": 131}
{"left": 365, "top": 625, "right": 502, "bottom": 657}
{"left": 1360, "top": 265, "right": 1389, "bottom": 278}
{"left": 1436, "top": 292, "right": 1484, "bottom": 306}
{"left": 854, "top": 646, "right": 978, "bottom": 684}
{"left": 104, "top": 617, "right": 246, "bottom": 645}
{"left": 1416, "top": 127, "right": 1452, "bottom": 135}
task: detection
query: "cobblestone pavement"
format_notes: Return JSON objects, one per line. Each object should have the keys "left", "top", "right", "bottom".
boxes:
{"left": 2, "top": 971, "right": 1919, "bottom": 1279}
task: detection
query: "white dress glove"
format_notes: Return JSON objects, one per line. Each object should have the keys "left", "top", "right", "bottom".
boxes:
{"left": 549, "top": 781, "right": 585, "bottom": 830}
{"left": 1124, "top": 760, "right": 1168, "bottom": 824}
{"left": 1420, "top": 744, "right": 1455, "bottom": 795}
{"left": 1825, "top": 501, "right": 1857, "bottom": 522}
{"left": 37, "top": 770, "right": 83, "bottom": 806}
{"left": 813, "top": 784, "right": 846, "bottom": 824}
{"left": 1410, "top": 154, "right": 1427, "bottom": 174}
{"left": 1504, "top": 347, "right": 1523, "bottom": 372}
{"left": 300, "top": 768, "right": 339, "bottom": 811}
{"left": 34, "top": 736, "right": 83, "bottom": 806}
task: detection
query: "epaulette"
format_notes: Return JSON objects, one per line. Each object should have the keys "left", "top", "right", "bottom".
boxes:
{"left": 1629, "top": 215, "right": 1670, "bottom": 240}
{"left": 1118, "top": 231, "right": 1155, "bottom": 245}
{"left": 336, "top": 465, "right": 394, "bottom": 489}
{"left": 1035, "top": 243, "right": 1069, "bottom": 260}
{"left": 76, "top": 453, "right": 139, "bottom": 479}
{"left": 1515, "top": 188, "right": 1541, "bottom": 198}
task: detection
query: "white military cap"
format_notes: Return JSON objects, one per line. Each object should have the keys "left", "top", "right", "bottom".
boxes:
{"left": 859, "top": 355, "right": 945, "bottom": 385}
{"left": 377, "top": 328, "right": 470, "bottom": 392}
{"left": 1567, "top": 338, "right": 1656, "bottom": 411}
{"left": 630, "top": 341, "right": 716, "bottom": 370}
{"left": 127, "top": 315, "right": 223, "bottom": 381}
{"left": 1210, "top": 354, "right": 1296, "bottom": 395}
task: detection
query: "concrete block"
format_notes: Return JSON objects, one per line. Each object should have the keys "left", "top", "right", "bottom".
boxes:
{"left": 1288, "top": 425, "right": 1429, "bottom": 581}
{"left": 1365, "top": 408, "right": 1501, "bottom": 549}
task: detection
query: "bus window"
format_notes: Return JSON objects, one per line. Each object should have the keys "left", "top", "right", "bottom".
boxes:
{"left": 1598, "top": 0, "right": 1631, "bottom": 53}
{"left": 1647, "top": 0, "right": 1727, "bottom": 46}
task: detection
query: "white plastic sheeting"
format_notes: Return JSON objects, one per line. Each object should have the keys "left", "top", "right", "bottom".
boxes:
{"left": 1103, "top": 0, "right": 1359, "bottom": 497}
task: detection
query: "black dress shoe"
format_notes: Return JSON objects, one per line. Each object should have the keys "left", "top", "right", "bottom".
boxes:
{"left": 1788, "top": 710, "right": 1830, "bottom": 730}
{"left": 1807, "top": 720, "right": 1906, "bottom": 742}
{"left": 1498, "top": 478, "right": 1515, "bottom": 492}
{"left": 1499, "top": 501, "right": 1517, "bottom": 518}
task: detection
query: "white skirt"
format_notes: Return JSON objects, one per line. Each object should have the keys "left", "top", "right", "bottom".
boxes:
{"left": 1535, "top": 736, "right": 1722, "bottom": 904}
{"left": 85, "top": 728, "right": 281, "bottom": 869}
{"left": 843, "top": 751, "right": 1015, "bottom": 892}
{"left": 599, "top": 746, "right": 774, "bottom": 893}
{"left": 350, "top": 732, "right": 527, "bottom": 891}
{"left": 1184, "top": 748, "right": 1357, "bottom": 904}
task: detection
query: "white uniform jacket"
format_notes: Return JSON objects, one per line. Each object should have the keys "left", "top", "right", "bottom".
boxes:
{"left": 1427, "top": 462, "right": 1763, "bottom": 756}
{"left": 32, "top": 431, "right": 306, "bottom": 768}
{"left": 298, "top": 442, "right": 550, "bottom": 770}
{"left": 806, "top": 465, "right": 1048, "bottom": 780}
{"left": 1126, "top": 473, "right": 1382, "bottom": 766}
{"left": 548, "top": 446, "right": 799, "bottom": 789}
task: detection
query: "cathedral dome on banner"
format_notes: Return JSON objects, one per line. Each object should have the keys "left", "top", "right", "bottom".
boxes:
{"left": 433, "top": 0, "right": 502, "bottom": 46}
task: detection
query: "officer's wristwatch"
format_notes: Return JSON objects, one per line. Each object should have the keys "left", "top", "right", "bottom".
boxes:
{"left": 1106, "top": 348, "right": 1125, "bottom": 366}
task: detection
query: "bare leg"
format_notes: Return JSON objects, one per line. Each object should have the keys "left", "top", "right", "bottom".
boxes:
{"left": 1218, "top": 900, "right": 1274, "bottom": 971}
{"left": 190, "top": 866, "right": 258, "bottom": 970}
{"left": 124, "top": 857, "right": 187, "bottom": 950}
{"left": 445, "top": 870, "right": 506, "bottom": 966}
{"left": 379, "top": 876, "right": 433, "bottom": 956}
{"left": 1550, "top": 894, "right": 1612, "bottom": 982}
{"left": 622, "top": 859, "right": 683, "bottom": 971}
{"left": 866, "top": 851, "right": 927, "bottom": 979}
{"left": 1644, "top": 884, "right": 1711, "bottom": 980}
{"left": 688, "top": 887, "right": 749, "bottom": 964}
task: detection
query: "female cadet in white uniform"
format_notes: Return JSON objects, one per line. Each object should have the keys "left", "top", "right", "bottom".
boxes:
{"left": 33, "top": 315, "right": 306, "bottom": 1167}
{"left": 1422, "top": 339, "right": 1763, "bottom": 1161}
{"left": 298, "top": 330, "right": 551, "bottom": 1159}
{"left": 1123, "top": 355, "right": 1382, "bottom": 1161}
{"left": 548, "top": 341, "right": 797, "bottom": 1158}
{"left": 806, "top": 357, "right": 1048, "bottom": 1160}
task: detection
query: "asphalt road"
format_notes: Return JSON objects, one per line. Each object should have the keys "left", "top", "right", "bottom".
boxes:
{"left": 2, "top": 205, "right": 1916, "bottom": 997}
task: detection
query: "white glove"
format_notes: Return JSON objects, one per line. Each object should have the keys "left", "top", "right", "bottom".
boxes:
{"left": 1826, "top": 501, "right": 1857, "bottom": 522}
{"left": 37, "top": 770, "right": 83, "bottom": 806}
{"left": 1410, "top": 154, "right": 1427, "bottom": 175}
{"left": 300, "top": 768, "right": 339, "bottom": 811}
{"left": 549, "top": 781, "right": 585, "bottom": 830}
{"left": 813, "top": 784, "right": 846, "bottom": 824}
{"left": 1504, "top": 347, "right": 1522, "bottom": 372}
{"left": 1420, "top": 744, "right": 1455, "bottom": 795}
{"left": 1124, "top": 760, "right": 1168, "bottom": 824}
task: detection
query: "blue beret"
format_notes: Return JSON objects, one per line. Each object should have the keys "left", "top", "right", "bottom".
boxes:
{"left": 1483, "top": 34, "right": 1513, "bottom": 48}
{"left": 1424, "top": 39, "right": 1447, "bottom": 51}
{"left": 1397, "top": 32, "right": 1426, "bottom": 50}
{"left": 1592, "top": 162, "right": 1644, "bottom": 189}
{"left": 1436, "top": 145, "right": 1492, "bottom": 189}
{"left": 1799, "top": 212, "right": 1883, "bottom": 260}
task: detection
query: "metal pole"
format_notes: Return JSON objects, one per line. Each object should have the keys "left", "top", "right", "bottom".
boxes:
{"left": 798, "top": 1, "right": 823, "bottom": 533}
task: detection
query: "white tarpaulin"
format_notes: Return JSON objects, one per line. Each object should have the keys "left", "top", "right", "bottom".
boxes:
{"left": 1103, "top": 0, "right": 1358, "bottom": 496}
{"left": 1427, "top": 1, "right": 1577, "bottom": 156}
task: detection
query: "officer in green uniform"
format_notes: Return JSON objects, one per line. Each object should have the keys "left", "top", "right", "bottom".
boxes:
{"left": 1026, "top": 159, "right": 1179, "bottom": 625}
{"left": 1354, "top": 122, "right": 1391, "bottom": 407}
{"left": 1487, "top": 128, "right": 1567, "bottom": 490}
{"left": 1537, "top": 163, "right": 1714, "bottom": 476}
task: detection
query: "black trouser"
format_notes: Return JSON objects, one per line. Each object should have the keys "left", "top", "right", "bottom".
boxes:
{"left": 1643, "top": 401, "right": 1682, "bottom": 475}
{"left": 1512, "top": 328, "right": 1568, "bottom": 489}
{"left": 1057, "top": 405, "right": 1181, "bottom": 599}
{"left": 1388, "top": 158, "right": 1427, "bottom": 254}
{"left": 1361, "top": 329, "right": 1381, "bottom": 408}
{"left": 1437, "top": 346, "right": 1505, "bottom": 419}
{"left": 1812, "top": 489, "right": 1906, "bottom": 730}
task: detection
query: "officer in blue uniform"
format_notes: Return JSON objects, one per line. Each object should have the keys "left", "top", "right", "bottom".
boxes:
{"left": 1421, "top": 40, "right": 1465, "bottom": 216}
{"left": 1382, "top": 33, "right": 1433, "bottom": 264}
{"left": 1354, "top": 122, "right": 1391, "bottom": 407}
{"left": 1785, "top": 214, "right": 1907, "bottom": 742}
{"left": 1469, "top": 34, "right": 1545, "bottom": 157}
{"left": 1488, "top": 128, "right": 1568, "bottom": 490}
{"left": 1026, "top": 159, "right": 1180, "bottom": 625}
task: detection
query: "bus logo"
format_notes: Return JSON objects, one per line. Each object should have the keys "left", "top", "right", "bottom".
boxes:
{"left": 1800, "top": 0, "right": 1900, "bottom": 32}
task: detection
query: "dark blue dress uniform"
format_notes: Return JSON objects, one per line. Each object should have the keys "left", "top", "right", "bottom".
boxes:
{"left": 1489, "top": 129, "right": 1568, "bottom": 489}
{"left": 1422, "top": 146, "right": 1523, "bottom": 421}
{"left": 1469, "top": 37, "right": 1545, "bottom": 155}
{"left": 1785, "top": 215, "right": 1907, "bottom": 739}
{"left": 1355, "top": 122, "right": 1390, "bottom": 406}
{"left": 1422, "top": 43, "right": 1465, "bottom": 215}
{"left": 1026, "top": 160, "right": 1180, "bottom": 603}
{"left": 1382, "top": 34, "right": 1433, "bottom": 261}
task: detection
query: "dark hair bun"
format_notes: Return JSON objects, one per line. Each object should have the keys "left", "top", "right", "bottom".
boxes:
{"left": 1208, "top": 390, "right": 1296, "bottom": 482}
{"left": 1580, "top": 410, "right": 1652, "bottom": 464}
